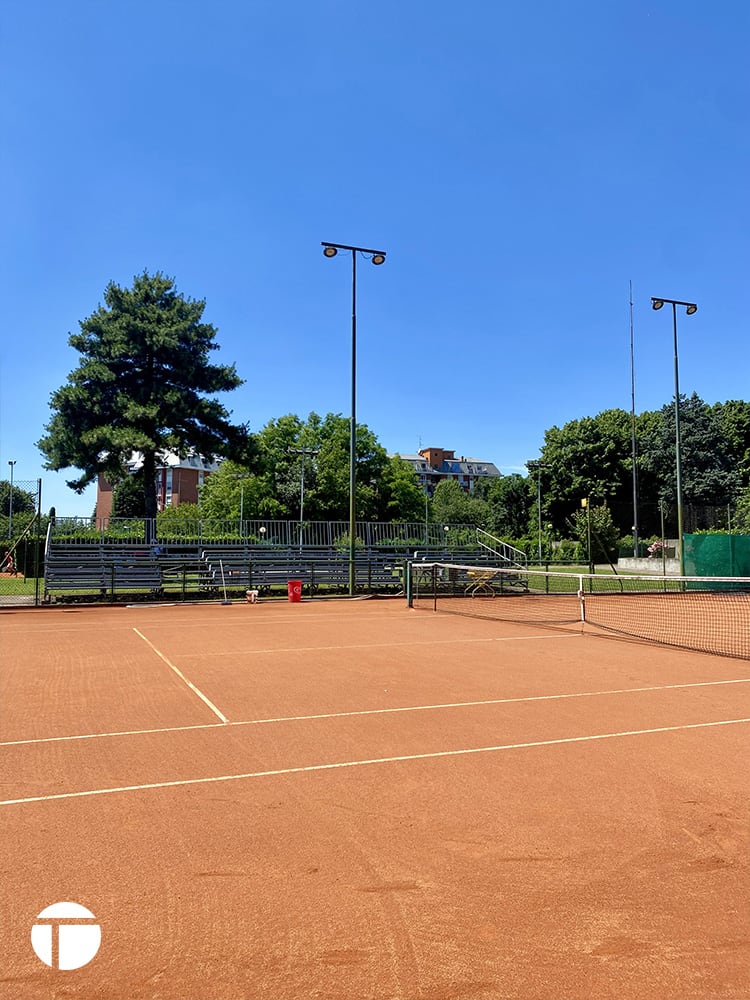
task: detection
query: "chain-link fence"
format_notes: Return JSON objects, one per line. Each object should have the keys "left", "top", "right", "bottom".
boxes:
{"left": 0, "top": 478, "right": 43, "bottom": 605}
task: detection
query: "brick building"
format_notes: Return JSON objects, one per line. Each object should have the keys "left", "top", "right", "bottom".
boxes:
{"left": 396, "top": 448, "right": 501, "bottom": 496}
{"left": 96, "top": 452, "right": 220, "bottom": 521}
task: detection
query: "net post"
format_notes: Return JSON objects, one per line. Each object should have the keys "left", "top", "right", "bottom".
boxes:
{"left": 405, "top": 560, "right": 413, "bottom": 607}
{"left": 432, "top": 562, "right": 438, "bottom": 612}
{"left": 578, "top": 575, "right": 586, "bottom": 622}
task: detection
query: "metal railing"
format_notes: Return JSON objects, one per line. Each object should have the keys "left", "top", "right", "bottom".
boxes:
{"left": 49, "top": 518, "right": 484, "bottom": 549}
{"left": 476, "top": 528, "right": 527, "bottom": 567}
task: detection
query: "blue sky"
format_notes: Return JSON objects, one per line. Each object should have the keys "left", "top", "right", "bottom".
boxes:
{"left": 1, "top": 0, "right": 748, "bottom": 515}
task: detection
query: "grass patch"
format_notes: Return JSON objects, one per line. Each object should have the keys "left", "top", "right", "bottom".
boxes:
{"left": 0, "top": 576, "right": 39, "bottom": 596}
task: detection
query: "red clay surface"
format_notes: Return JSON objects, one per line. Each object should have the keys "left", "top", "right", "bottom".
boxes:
{"left": 1, "top": 599, "right": 749, "bottom": 999}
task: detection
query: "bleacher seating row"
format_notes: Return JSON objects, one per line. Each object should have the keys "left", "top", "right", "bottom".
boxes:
{"left": 43, "top": 542, "right": 499, "bottom": 600}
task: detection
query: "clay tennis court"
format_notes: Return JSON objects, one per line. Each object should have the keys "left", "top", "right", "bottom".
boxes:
{"left": 2, "top": 598, "right": 749, "bottom": 999}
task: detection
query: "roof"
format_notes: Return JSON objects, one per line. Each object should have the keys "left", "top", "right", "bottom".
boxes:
{"left": 126, "top": 451, "right": 221, "bottom": 473}
{"left": 390, "top": 453, "right": 501, "bottom": 476}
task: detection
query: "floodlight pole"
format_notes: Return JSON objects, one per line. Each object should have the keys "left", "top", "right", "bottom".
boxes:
{"left": 629, "top": 280, "right": 639, "bottom": 557}
{"left": 7, "top": 460, "right": 16, "bottom": 541}
{"left": 651, "top": 297, "right": 697, "bottom": 578}
{"left": 322, "top": 241, "right": 387, "bottom": 595}
{"left": 289, "top": 447, "right": 320, "bottom": 551}
{"left": 671, "top": 302, "right": 684, "bottom": 576}
{"left": 350, "top": 249, "right": 357, "bottom": 592}
{"left": 526, "top": 461, "right": 550, "bottom": 564}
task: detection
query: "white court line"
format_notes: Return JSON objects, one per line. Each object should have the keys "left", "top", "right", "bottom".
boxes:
{"left": 2, "top": 716, "right": 749, "bottom": 807}
{"left": 3, "top": 676, "right": 749, "bottom": 747}
{"left": 132, "top": 628, "right": 229, "bottom": 724}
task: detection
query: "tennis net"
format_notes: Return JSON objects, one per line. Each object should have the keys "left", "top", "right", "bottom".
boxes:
{"left": 407, "top": 561, "right": 750, "bottom": 660}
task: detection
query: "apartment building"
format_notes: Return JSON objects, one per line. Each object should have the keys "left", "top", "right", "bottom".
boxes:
{"left": 96, "top": 452, "right": 220, "bottom": 521}
{"left": 396, "top": 448, "right": 501, "bottom": 495}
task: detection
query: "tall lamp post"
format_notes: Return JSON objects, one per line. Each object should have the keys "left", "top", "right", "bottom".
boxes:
{"left": 322, "top": 241, "right": 387, "bottom": 595}
{"left": 651, "top": 297, "right": 697, "bottom": 577}
{"left": 289, "top": 447, "right": 320, "bottom": 551}
{"left": 232, "top": 476, "right": 250, "bottom": 538}
{"left": 629, "top": 280, "right": 639, "bottom": 557}
{"left": 526, "top": 461, "right": 550, "bottom": 564}
{"left": 7, "top": 460, "right": 16, "bottom": 541}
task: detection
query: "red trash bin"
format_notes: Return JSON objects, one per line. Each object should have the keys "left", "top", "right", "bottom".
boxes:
{"left": 287, "top": 580, "right": 302, "bottom": 603}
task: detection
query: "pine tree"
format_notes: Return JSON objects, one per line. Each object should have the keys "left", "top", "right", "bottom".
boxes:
{"left": 38, "top": 271, "right": 249, "bottom": 529}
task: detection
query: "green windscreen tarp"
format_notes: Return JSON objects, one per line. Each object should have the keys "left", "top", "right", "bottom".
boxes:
{"left": 683, "top": 533, "right": 750, "bottom": 578}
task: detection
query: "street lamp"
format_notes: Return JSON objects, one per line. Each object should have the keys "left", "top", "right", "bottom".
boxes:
{"left": 651, "top": 297, "right": 698, "bottom": 577}
{"left": 526, "top": 461, "right": 550, "bottom": 564}
{"left": 238, "top": 479, "right": 250, "bottom": 537}
{"left": 7, "top": 460, "right": 16, "bottom": 541}
{"left": 322, "top": 241, "right": 387, "bottom": 595}
{"left": 289, "top": 447, "right": 320, "bottom": 551}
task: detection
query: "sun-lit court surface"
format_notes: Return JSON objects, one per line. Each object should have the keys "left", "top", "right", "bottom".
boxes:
{"left": 2, "top": 594, "right": 749, "bottom": 999}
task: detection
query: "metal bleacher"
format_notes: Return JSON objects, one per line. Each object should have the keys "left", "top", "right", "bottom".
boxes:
{"left": 43, "top": 543, "right": 163, "bottom": 600}
{"left": 43, "top": 523, "right": 528, "bottom": 603}
{"left": 200, "top": 546, "right": 405, "bottom": 594}
{"left": 43, "top": 541, "right": 408, "bottom": 601}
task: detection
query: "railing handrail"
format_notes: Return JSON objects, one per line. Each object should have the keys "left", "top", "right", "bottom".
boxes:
{"left": 475, "top": 528, "right": 527, "bottom": 567}
{"left": 49, "top": 517, "right": 484, "bottom": 546}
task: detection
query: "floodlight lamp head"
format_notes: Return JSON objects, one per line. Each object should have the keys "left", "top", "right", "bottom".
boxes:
{"left": 323, "top": 245, "right": 337, "bottom": 258}
{"left": 651, "top": 298, "right": 664, "bottom": 311}
{"left": 685, "top": 302, "right": 698, "bottom": 315}
{"left": 371, "top": 253, "right": 386, "bottom": 265}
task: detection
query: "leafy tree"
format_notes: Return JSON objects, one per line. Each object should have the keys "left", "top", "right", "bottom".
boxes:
{"left": 198, "top": 460, "right": 284, "bottom": 520}
{"left": 734, "top": 486, "right": 750, "bottom": 534}
{"left": 569, "top": 504, "right": 620, "bottom": 565}
{"left": 304, "top": 413, "right": 389, "bottom": 522}
{"left": 477, "top": 474, "right": 532, "bottom": 537}
{"left": 111, "top": 472, "right": 147, "bottom": 518}
{"left": 196, "top": 412, "right": 396, "bottom": 523}
{"left": 381, "top": 456, "right": 428, "bottom": 522}
{"left": 37, "top": 271, "right": 250, "bottom": 530}
{"left": 639, "top": 393, "right": 741, "bottom": 507}
{"left": 255, "top": 414, "right": 308, "bottom": 518}
{"left": 198, "top": 460, "right": 247, "bottom": 519}
{"left": 431, "top": 479, "right": 487, "bottom": 526}
{"left": 538, "top": 409, "right": 633, "bottom": 531}
{"left": 156, "top": 502, "right": 201, "bottom": 524}
{"left": 0, "top": 481, "right": 36, "bottom": 517}
{"left": 712, "top": 400, "right": 750, "bottom": 489}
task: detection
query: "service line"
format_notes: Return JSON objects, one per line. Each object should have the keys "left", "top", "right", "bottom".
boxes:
{"left": 2, "top": 717, "right": 749, "bottom": 807}
{"left": 3, "top": 675, "right": 749, "bottom": 748}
